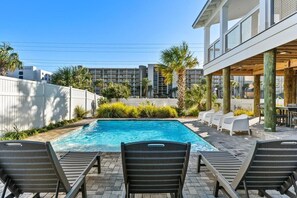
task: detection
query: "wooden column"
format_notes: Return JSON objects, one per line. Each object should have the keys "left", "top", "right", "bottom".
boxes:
{"left": 292, "top": 74, "right": 297, "bottom": 104}
{"left": 254, "top": 75, "right": 261, "bottom": 117}
{"left": 284, "top": 68, "right": 294, "bottom": 106}
{"left": 206, "top": 74, "right": 212, "bottom": 110}
{"left": 264, "top": 49, "right": 276, "bottom": 132}
{"left": 223, "top": 67, "right": 231, "bottom": 114}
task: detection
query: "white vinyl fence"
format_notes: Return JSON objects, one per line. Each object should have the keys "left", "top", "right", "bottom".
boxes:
{"left": 117, "top": 98, "right": 178, "bottom": 107}
{"left": 0, "top": 76, "right": 99, "bottom": 134}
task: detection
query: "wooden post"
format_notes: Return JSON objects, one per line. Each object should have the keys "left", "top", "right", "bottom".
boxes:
{"left": 223, "top": 67, "right": 231, "bottom": 114}
{"left": 284, "top": 68, "right": 293, "bottom": 106}
{"left": 291, "top": 71, "right": 297, "bottom": 104}
{"left": 264, "top": 49, "right": 276, "bottom": 132}
{"left": 254, "top": 75, "right": 261, "bottom": 117}
{"left": 206, "top": 74, "right": 212, "bottom": 110}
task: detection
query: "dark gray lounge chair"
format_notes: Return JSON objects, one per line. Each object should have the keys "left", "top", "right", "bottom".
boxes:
{"left": 121, "top": 141, "right": 191, "bottom": 198}
{"left": 0, "top": 141, "right": 100, "bottom": 198}
{"left": 197, "top": 140, "right": 297, "bottom": 198}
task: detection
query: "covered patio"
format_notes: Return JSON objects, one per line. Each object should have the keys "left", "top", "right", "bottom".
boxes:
{"left": 205, "top": 39, "right": 297, "bottom": 132}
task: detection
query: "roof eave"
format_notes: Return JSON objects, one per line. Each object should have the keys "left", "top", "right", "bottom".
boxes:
{"left": 192, "top": 0, "right": 212, "bottom": 29}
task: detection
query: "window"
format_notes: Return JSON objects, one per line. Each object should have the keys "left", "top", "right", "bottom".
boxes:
{"left": 19, "top": 71, "right": 23, "bottom": 75}
{"left": 19, "top": 76, "right": 23, "bottom": 79}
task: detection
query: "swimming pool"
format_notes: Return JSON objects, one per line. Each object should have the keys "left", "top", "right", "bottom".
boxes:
{"left": 52, "top": 120, "right": 216, "bottom": 152}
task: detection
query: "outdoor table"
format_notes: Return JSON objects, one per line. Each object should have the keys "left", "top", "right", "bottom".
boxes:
{"left": 260, "top": 106, "right": 297, "bottom": 127}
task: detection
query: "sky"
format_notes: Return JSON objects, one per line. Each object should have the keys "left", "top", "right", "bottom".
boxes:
{"left": 2, "top": 0, "right": 208, "bottom": 72}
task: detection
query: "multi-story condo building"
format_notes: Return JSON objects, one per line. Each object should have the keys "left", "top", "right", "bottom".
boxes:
{"left": 89, "top": 66, "right": 146, "bottom": 97}
{"left": 186, "top": 69, "right": 204, "bottom": 88}
{"left": 89, "top": 65, "right": 204, "bottom": 98}
{"left": 7, "top": 66, "right": 52, "bottom": 83}
{"left": 193, "top": 0, "right": 297, "bottom": 131}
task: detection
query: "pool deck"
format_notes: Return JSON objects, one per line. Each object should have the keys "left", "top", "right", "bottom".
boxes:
{"left": 1, "top": 118, "right": 295, "bottom": 197}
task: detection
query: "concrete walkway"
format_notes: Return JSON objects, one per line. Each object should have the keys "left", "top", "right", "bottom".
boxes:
{"left": 1, "top": 118, "right": 295, "bottom": 197}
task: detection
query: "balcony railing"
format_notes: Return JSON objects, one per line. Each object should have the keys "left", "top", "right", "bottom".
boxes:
{"left": 207, "top": 6, "right": 260, "bottom": 62}
{"left": 225, "top": 6, "right": 259, "bottom": 52}
{"left": 207, "top": 0, "right": 297, "bottom": 63}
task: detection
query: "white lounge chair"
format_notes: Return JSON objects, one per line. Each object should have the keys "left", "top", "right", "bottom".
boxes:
{"left": 204, "top": 110, "right": 223, "bottom": 126}
{"left": 198, "top": 109, "right": 215, "bottom": 121}
{"left": 221, "top": 114, "right": 250, "bottom": 136}
{"left": 211, "top": 112, "right": 234, "bottom": 130}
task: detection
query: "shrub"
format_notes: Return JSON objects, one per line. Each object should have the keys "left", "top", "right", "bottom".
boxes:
{"left": 46, "top": 123, "right": 55, "bottom": 130}
{"left": 1, "top": 132, "right": 28, "bottom": 140}
{"left": 234, "top": 108, "right": 254, "bottom": 116}
{"left": 38, "top": 127, "right": 48, "bottom": 133}
{"left": 155, "top": 106, "right": 178, "bottom": 118}
{"left": 125, "top": 106, "right": 139, "bottom": 118}
{"left": 24, "top": 129, "right": 39, "bottom": 136}
{"left": 185, "top": 106, "right": 199, "bottom": 117}
{"left": 98, "top": 97, "right": 108, "bottom": 106}
{"left": 96, "top": 102, "right": 178, "bottom": 118}
{"left": 97, "top": 102, "right": 128, "bottom": 118}
{"left": 138, "top": 104, "right": 157, "bottom": 118}
{"left": 74, "top": 105, "right": 89, "bottom": 119}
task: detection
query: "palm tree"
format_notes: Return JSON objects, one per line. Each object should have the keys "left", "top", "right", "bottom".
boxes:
{"left": 142, "top": 78, "right": 151, "bottom": 98}
{"left": 158, "top": 42, "right": 198, "bottom": 110}
{"left": 0, "top": 43, "right": 23, "bottom": 76}
{"left": 51, "top": 66, "right": 93, "bottom": 92}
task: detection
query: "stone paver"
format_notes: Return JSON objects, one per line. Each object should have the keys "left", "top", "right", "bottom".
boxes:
{"left": 1, "top": 118, "right": 295, "bottom": 197}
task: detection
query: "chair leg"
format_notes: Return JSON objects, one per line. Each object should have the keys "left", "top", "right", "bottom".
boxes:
{"left": 258, "top": 190, "right": 265, "bottom": 197}
{"left": 96, "top": 155, "right": 101, "bottom": 174}
{"left": 81, "top": 178, "right": 87, "bottom": 198}
{"left": 197, "top": 155, "right": 201, "bottom": 173}
{"left": 1, "top": 178, "right": 11, "bottom": 198}
{"left": 5, "top": 194, "right": 15, "bottom": 198}
{"left": 243, "top": 180, "right": 250, "bottom": 198}
{"left": 213, "top": 180, "right": 220, "bottom": 197}
{"left": 32, "top": 193, "right": 41, "bottom": 198}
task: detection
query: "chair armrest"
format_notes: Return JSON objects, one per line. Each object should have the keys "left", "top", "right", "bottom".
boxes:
{"left": 233, "top": 118, "right": 249, "bottom": 125}
{"left": 223, "top": 116, "right": 235, "bottom": 124}
{"left": 204, "top": 112, "right": 215, "bottom": 117}
{"left": 65, "top": 175, "right": 85, "bottom": 198}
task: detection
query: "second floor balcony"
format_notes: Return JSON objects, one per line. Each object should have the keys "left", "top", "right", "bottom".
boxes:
{"left": 200, "top": 0, "right": 297, "bottom": 63}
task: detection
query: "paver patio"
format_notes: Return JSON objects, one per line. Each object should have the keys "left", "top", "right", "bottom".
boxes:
{"left": 1, "top": 118, "right": 295, "bottom": 197}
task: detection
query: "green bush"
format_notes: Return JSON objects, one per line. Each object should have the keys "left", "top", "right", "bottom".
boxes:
{"left": 155, "top": 106, "right": 178, "bottom": 118}
{"left": 74, "top": 106, "right": 89, "bottom": 119}
{"left": 185, "top": 106, "right": 199, "bottom": 117}
{"left": 234, "top": 108, "right": 254, "bottom": 116}
{"left": 1, "top": 132, "right": 28, "bottom": 140}
{"left": 138, "top": 104, "right": 157, "bottom": 118}
{"left": 125, "top": 106, "right": 139, "bottom": 118}
{"left": 38, "top": 128, "right": 48, "bottom": 133}
{"left": 97, "top": 102, "right": 128, "bottom": 118}
{"left": 96, "top": 102, "right": 178, "bottom": 118}
{"left": 25, "top": 129, "right": 39, "bottom": 136}
{"left": 46, "top": 123, "right": 55, "bottom": 130}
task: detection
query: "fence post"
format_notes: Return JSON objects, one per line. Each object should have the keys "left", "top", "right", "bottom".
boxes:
{"left": 85, "top": 89, "right": 88, "bottom": 112}
{"left": 69, "top": 86, "right": 72, "bottom": 120}
{"left": 42, "top": 82, "right": 46, "bottom": 127}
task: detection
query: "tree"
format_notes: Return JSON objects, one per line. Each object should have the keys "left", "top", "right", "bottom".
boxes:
{"left": 158, "top": 41, "right": 198, "bottom": 110}
{"left": 0, "top": 43, "right": 23, "bottom": 76}
{"left": 94, "top": 79, "right": 104, "bottom": 94}
{"left": 51, "top": 66, "right": 93, "bottom": 91}
{"left": 185, "top": 84, "right": 217, "bottom": 111}
{"left": 142, "top": 78, "right": 151, "bottom": 97}
{"left": 231, "top": 80, "right": 240, "bottom": 97}
{"left": 101, "top": 83, "right": 131, "bottom": 101}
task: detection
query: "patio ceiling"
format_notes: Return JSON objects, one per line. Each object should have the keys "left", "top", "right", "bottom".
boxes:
{"left": 212, "top": 39, "right": 297, "bottom": 76}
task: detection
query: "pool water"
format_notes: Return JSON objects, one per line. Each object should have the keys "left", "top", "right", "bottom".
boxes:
{"left": 52, "top": 120, "right": 216, "bottom": 152}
